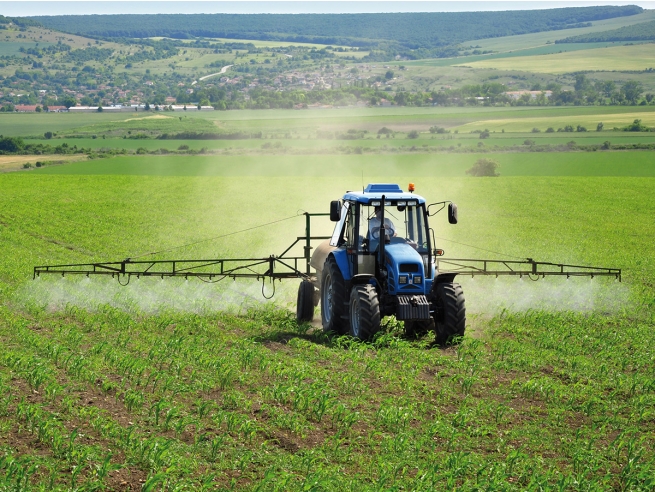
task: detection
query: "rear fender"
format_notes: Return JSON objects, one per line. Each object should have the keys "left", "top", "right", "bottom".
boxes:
{"left": 434, "top": 272, "right": 458, "bottom": 284}
{"left": 351, "top": 274, "right": 375, "bottom": 285}
{"left": 330, "top": 249, "right": 352, "bottom": 282}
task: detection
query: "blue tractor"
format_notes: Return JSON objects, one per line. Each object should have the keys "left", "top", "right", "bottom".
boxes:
{"left": 303, "top": 183, "right": 464, "bottom": 343}
{"left": 33, "top": 181, "right": 621, "bottom": 337}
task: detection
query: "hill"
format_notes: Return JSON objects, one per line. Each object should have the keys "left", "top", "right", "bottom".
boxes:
{"left": 557, "top": 19, "right": 655, "bottom": 43}
{"left": 30, "top": 5, "right": 643, "bottom": 56}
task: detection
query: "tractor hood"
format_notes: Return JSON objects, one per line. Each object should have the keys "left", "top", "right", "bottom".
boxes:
{"left": 384, "top": 242, "right": 426, "bottom": 295}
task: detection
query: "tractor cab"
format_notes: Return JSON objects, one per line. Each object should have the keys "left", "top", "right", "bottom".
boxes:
{"left": 329, "top": 184, "right": 433, "bottom": 292}
{"left": 308, "top": 183, "right": 465, "bottom": 343}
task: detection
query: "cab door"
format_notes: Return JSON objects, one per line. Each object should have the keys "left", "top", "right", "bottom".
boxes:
{"left": 343, "top": 203, "right": 359, "bottom": 277}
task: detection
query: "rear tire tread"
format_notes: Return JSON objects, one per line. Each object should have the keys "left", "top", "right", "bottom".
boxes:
{"left": 296, "top": 280, "right": 315, "bottom": 323}
{"left": 434, "top": 282, "right": 466, "bottom": 346}
{"left": 321, "top": 256, "right": 347, "bottom": 334}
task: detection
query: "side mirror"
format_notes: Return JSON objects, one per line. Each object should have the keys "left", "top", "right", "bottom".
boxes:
{"left": 448, "top": 203, "right": 458, "bottom": 224}
{"left": 330, "top": 200, "right": 341, "bottom": 222}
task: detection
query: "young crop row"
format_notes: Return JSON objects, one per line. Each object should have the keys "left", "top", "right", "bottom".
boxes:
{"left": 1, "top": 301, "right": 654, "bottom": 490}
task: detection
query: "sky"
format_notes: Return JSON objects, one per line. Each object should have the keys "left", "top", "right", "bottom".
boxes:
{"left": 2, "top": 1, "right": 654, "bottom": 16}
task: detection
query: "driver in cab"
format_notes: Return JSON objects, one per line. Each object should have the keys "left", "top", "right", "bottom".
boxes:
{"left": 369, "top": 206, "right": 396, "bottom": 240}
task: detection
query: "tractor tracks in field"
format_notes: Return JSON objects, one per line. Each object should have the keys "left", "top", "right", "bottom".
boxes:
{"left": 35, "top": 234, "right": 96, "bottom": 256}
{"left": 0, "top": 213, "right": 95, "bottom": 256}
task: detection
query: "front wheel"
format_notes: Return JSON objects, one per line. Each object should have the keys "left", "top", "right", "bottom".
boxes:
{"left": 349, "top": 284, "right": 381, "bottom": 341}
{"left": 433, "top": 282, "right": 466, "bottom": 346}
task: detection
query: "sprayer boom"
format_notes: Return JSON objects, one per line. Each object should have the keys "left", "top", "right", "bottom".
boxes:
{"left": 436, "top": 258, "right": 621, "bottom": 281}
{"left": 33, "top": 256, "right": 312, "bottom": 282}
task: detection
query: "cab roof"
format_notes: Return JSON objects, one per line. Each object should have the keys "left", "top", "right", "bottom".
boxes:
{"left": 343, "top": 183, "right": 426, "bottom": 205}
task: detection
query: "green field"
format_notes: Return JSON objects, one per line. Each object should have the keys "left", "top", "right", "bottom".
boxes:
{"left": 4, "top": 106, "right": 654, "bottom": 138}
{"left": 2, "top": 14, "right": 655, "bottom": 484}
{"left": 0, "top": 41, "right": 53, "bottom": 56}
{"left": 401, "top": 42, "right": 627, "bottom": 68}
{"left": 454, "top": 110, "right": 655, "bottom": 133}
{"left": 23, "top": 130, "right": 655, "bottom": 154}
{"left": 460, "top": 42, "right": 655, "bottom": 73}
{"left": 1, "top": 146, "right": 654, "bottom": 488}
{"left": 28, "top": 152, "right": 655, "bottom": 178}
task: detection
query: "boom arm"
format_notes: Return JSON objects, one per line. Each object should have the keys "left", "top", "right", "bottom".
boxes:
{"left": 33, "top": 212, "right": 331, "bottom": 284}
{"left": 33, "top": 256, "right": 310, "bottom": 282}
{"left": 436, "top": 258, "right": 621, "bottom": 281}
{"left": 31, "top": 211, "right": 621, "bottom": 286}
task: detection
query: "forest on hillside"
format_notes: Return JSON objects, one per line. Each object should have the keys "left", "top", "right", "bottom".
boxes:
{"left": 30, "top": 5, "right": 642, "bottom": 51}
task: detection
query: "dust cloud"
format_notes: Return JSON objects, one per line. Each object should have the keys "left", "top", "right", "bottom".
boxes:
{"left": 460, "top": 276, "right": 631, "bottom": 315}
{"left": 18, "top": 275, "right": 299, "bottom": 315}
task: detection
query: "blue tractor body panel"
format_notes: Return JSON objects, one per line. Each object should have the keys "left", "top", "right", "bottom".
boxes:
{"left": 331, "top": 248, "right": 352, "bottom": 282}
{"left": 343, "top": 183, "right": 427, "bottom": 205}
{"left": 383, "top": 242, "right": 426, "bottom": 295}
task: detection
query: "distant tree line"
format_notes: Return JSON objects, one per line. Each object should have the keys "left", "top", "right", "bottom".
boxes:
{"left": 0, "top": 15, "right": 41, "bottom": 28}
{"left": 170, "top": 77, "right": 651, "bottom": 111}
{"left": 29, "top": 6, "right": 642, "bottom": 60}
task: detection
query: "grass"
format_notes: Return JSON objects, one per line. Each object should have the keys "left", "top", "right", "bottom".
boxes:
{"left": 4, "top": 106, "right": 655, "bottom": 138}
{"left": 401, "top": 42, "right": 628, "bottom": 68}
{"left": 56, "top": 114, "right": 221, "bottom": 138}
{"left": 1, "top": 99, "right": 655, "bottom": 488}
{"left": 0, "top": 154, "right": 86, "bottom": 172}
{"left": 0, "top": 41, "right": 53, "bottom": 56}
{"left": 22, "top": 130, "right": 655, "bottom": 154}
{"left": 152, "top": 35, "right": 353, "bottom": 50}
{"left": 28, "top": 150, "right": 655, "bottom": 178}
{"left": 0, "top": 113, "right": 141, "bottom": 138}
{"left": 459, "top": 42, "right": 655, "bottom": 73}
{"left": 454, "top": 111, "right": 655, "bottom": 133}
{"left": 0, "top": 167, "right": 654, "bottom": 489}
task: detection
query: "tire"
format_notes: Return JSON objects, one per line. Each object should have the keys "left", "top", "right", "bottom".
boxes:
{"left": 321, "top": 256, "right": 347, "bottom": 334}
{"left": 433, "top": 282, "right": 466, "bottom": 346}
{"left": 404, "top": 319, "right": 434, "bottom": 339}
{"left": 296, "top": 280, "right": 315, "bottom": 323}
{"left": 349, "top": 284, "right": 381, "bottom": 341}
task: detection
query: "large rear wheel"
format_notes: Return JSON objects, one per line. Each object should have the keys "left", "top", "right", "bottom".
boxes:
{"left": 321, "top": 257, "right": 347, "bottom": 334}
{"left": 296, "top": 280, "right": 315, "bottom": 323}
{"left": 434, "top": 282, "right": 466, "bottom": 346}
{"left": 349, "top": 284, "right": 381, "bottom": 341}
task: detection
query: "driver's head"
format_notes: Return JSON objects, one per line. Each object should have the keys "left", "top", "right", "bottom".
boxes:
{"left": 374, "top": 206, "right": 382, "bottom": 217}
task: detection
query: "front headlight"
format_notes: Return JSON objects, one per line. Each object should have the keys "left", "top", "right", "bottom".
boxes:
{"left": 399, "top": 275, "right": 408, "bottom": 284}
{"left": 413, "top": 276, "right": 422, "bottom": 284}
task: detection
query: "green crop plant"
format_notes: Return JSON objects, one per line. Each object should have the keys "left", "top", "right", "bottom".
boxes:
{"left": 0, "top": 455, "right": 39, "bottom": 491}
{"left": 207, "top": 435, "right": 225, "bottom": 461}
{"left": 123, "top": 388, "right": 145, "bottom": 412}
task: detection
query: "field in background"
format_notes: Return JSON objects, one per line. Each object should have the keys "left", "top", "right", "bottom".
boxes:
{"left": 27, "top": 152, "right": 655, "bottom": 178}
{"left": 3, "top": 105, "right": 654, "bottom": 138}
{"left": 460, "top": 42, "right": 655, "bottom": 73}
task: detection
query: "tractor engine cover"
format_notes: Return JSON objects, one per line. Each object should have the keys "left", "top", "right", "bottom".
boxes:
{"left": 396, "top": 295, "right": 430, "bottom": 320}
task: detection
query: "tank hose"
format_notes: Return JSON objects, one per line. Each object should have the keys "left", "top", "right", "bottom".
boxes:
{"left": 261, "top": 278, "right": 276, "bottom": 299}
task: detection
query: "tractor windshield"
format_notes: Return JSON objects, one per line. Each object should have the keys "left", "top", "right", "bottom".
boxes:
{"left": 362, "top": 202, "right": 429, "bottom": 253}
